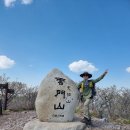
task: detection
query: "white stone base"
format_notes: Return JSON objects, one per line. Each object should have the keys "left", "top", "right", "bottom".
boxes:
{"left": 23, "top": 119, "right": 86, "bottom": 130}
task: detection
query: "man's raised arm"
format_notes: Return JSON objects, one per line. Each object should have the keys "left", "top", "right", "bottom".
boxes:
{"left": 93, "top": 70, "right": 108, "bottom": 83}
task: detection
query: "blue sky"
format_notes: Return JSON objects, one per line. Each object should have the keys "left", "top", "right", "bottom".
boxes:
{"left": 0, "top": 0, "right": 130, "bottom": 88}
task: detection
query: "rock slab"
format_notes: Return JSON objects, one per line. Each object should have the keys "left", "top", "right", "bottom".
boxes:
{"left": 23, "top": 119, "right": 86, "bottom": 130}
{"left": 35, "top": 68, "right": 79, "bottom": 122}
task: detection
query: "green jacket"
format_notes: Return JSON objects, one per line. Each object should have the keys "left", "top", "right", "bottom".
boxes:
{"left": 78, "top": 73, "right": 106, "bottom": 97}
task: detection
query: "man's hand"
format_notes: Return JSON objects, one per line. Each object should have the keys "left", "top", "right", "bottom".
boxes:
{"left": 104, "top": 69, "right": 108, "bottom": 75}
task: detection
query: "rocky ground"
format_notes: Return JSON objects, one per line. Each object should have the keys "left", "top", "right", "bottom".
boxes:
{"left": 0, "top": 111, "right": 36, "bottom": 130}
{"left": 0, "top": 111, "right": 130, "bottom": 130}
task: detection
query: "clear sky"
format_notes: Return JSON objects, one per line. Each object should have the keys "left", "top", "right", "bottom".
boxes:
{"left": 0, "top": 0, "right": 130, "bottom": 88}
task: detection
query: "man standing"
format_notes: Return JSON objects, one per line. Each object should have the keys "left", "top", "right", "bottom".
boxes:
{"left": 78, "top": 70, "right": 108, "bottom": 125}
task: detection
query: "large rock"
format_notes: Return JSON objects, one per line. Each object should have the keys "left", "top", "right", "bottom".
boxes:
{"left": 35, "top": 68, "right": 79, "bottom": 122}
{"left": 23, "top": 119, "right": 86, "bottom": 130}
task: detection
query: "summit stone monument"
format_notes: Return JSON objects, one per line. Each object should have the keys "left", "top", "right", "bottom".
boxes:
{"left": 23, "top": 68, "right": 86, "bottom": 130}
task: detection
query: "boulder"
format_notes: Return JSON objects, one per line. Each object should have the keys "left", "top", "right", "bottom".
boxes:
{"left": 23, "top": 119, "right": 86, "bottom": 130}
{"left": 35, "top": 68, "right": 79, "bottom": 122}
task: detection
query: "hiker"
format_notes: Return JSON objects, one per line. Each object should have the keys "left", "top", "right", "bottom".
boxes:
{"left": 78, "top": 70, "right": 108, "bottom": 125}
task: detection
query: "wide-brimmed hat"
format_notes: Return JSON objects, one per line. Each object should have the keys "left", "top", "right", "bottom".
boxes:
{"left": 80, "top": 72, "right": 92, "bottom": 78}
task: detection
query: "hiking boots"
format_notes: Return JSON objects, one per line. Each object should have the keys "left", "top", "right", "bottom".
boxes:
{"left": 80, "top": 117, "right": 92, "bottom": 125}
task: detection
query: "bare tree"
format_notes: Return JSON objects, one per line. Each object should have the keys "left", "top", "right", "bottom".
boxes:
{"left": 92, "top": 86, "right": 130, "bottom": 120}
